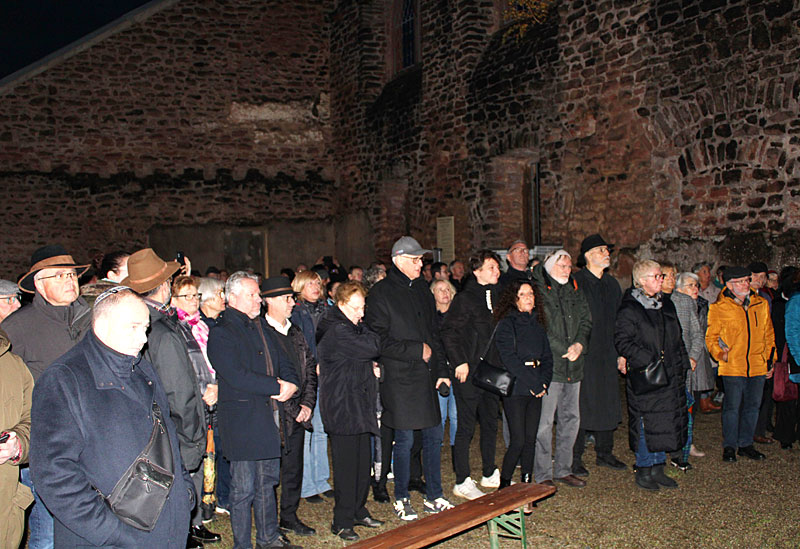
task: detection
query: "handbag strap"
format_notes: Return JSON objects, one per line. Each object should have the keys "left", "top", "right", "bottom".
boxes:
{"left": 479, "top": 323, "right": 499, "bottom": 361}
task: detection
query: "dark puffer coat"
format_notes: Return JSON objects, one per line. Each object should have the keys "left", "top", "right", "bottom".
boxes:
{"left": 615, "top": 289, "right": 689, "bottom": 453}
{"left": 316, "top": 305, "right": 381, "bottom": 436}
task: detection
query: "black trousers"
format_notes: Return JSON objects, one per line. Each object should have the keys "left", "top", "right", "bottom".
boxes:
{"left": 330, "top": 433, "right": 372, "bottom": 529}
{"left": 279, "top": 425, "right": 306, "bottom": 524}
{"left": 501, "top": 395, "right": 542, "bottom": 480}
{"left": 774, "top": 399, "right": 800, "bottom": 445}
{"left": 755, "top": 378, "right": 775, "bottom": 437}
{"left": 453, "top": 379, "right": 500, "bottom": 484}
{"left": 573, "top": 428, "right": 615, "bottom": 464}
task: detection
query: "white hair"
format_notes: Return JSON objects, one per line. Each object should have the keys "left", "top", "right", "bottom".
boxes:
{"left": 225, "top": 271, "right": 259, "bottom": 303}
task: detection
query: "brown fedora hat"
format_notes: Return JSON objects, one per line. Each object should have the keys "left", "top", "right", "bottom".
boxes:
{"left": 18, "top": 245, "right": 90, "bottom": 293}
{"left": 121, "top": 248, "right": 180, "bottom": 294}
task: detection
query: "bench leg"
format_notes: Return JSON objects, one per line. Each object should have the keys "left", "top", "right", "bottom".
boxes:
{"left": 487, "top": 507, "right": 527, "bottom": 548}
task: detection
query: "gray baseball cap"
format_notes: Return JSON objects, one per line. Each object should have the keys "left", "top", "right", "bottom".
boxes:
{"left": 391, "top": 236, "right": 432, "bottom": 257}
{"left": 0, "top": 279, "right": 20, "bottom": 296}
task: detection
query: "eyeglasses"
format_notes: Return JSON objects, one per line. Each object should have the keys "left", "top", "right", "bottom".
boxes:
{"left": 401, "top": 256, "right": 423, "bottom": 264}
{"left": 175, "top": 293, "right": 199, "bottom": 300}
{"left": 644, "top": 274, "right": 666, "bottom": 280}
{"left": 36, "top": 270, "right": 77, "bottom": 282}
{"left": 729, "top": 279, "right": 751, "bottom": 285}
{"left": 1, "top": 295, "right": 20, "bottom": 304}
{"left": 202, "top": 290, "right": 225, "bottom": 300}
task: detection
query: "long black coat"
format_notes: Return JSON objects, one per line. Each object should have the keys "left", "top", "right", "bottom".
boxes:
{"left": 207, "top": 308, "right": 299, "bottom": 462}
{"left": 615, "top": 289, "right": 689, "bottom": 453}
{"left": 30, "top": 331, "right": 193, "bottom": 548}
{"left": 573, "top": 268, "right": 623, "bottom": 431}
{"left": 316, "top": 305, "right": 381, "bottom": 436}
{"left": 365, "top": 266, "right": 446, "bottom": 430}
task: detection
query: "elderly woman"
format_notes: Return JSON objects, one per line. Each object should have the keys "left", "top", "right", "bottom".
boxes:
{"left": 197, "top": 276, "right": 226, "bottom": 328}
{"left": 170, "top": 275, "right": 220, "bottom": 541}
{"left": 494, "top": 280, "right": 553, "bottom": 502}
{"left": 670, "top": 272, "right": 710, "bottom": 468}
{"left": 316, "top": 282, "right": 383, "bottom": 541}
{"left": 290, "top": 270, "right": 333, "bottom": 503}
{"left": 431, "top": 279, "right": 458, "bottom": 455}
{"left": 615, "top": 259, "right": 689, "bottom": 491}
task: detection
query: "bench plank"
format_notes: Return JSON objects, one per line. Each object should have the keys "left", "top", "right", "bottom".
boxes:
{"left": 349, "top": 483, "right": 556, "bottom": 549}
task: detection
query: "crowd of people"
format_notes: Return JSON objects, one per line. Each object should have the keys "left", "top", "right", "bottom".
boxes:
{"left": 0, "top": 234, "right": 798, "bottom": 548}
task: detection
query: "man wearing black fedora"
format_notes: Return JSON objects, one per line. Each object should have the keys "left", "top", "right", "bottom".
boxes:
{"left": 3, "top": 244, "right": 93, "bottom": 548}
{"left": 571, "top": 234, "right": 628, "bottom": 476}
{"left": 262, "top": 276, "right": 319, "bottom": 539}
{"left": 123, "top": 248, "right": 220, "bottom": 547}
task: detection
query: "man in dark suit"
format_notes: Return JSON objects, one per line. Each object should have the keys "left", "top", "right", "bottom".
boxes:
{"left": 208, "top": 271, "right": 300, "bottom": 549}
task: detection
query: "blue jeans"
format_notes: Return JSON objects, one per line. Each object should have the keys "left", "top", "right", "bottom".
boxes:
{"left": 722, "top": 375, "right": 766, "bottom": 449}
{"left": 394, "top": 424, "right": 444, "bottom": 500}
{"left": 229, "top": 459, "right": 280, "bottom": 549}
{"left": 635, "top": 417, "right": 665, "bottom": 468}
{"left": 20, "top": 466, "right": 54, "bottom": 549}
{"left": 301, "top": 405, "right": 331, "bottom": 497}
{"left": 213, "top": 428, "right": 231, "bottom": 508}
{"left": 438, "top": 391, "right": 457, "bottom": 446}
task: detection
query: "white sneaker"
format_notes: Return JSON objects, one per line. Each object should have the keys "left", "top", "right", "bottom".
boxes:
{"left": 423, "top": 497, "right": 454, "bottom": 514}
{"left": 393, "top": 497, "right": 418, "bottom": 521}
{"left": 453, "top": 477, "right": 484, "bottom": 500}
{"left": 480, "top": 468, "right": 501, "bottom": 488}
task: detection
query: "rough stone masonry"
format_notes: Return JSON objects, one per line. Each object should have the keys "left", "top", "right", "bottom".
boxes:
{"left": 0, "top": 0, "right": 798, "bottom": 278}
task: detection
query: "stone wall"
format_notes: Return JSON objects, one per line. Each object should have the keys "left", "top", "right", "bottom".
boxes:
{"left": 0, "top": 170, "right": 336, "bottom": 278}
{"left": 0, "top": 0, "right": 343, "bottom": 278}
{"left": 330, "top": 0, "right": 800, "bottom": 269}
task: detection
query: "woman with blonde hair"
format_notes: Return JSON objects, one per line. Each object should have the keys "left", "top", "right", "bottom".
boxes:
{"left": 290, "top": 270, "right": 333, "bottom": 503}
{"left": 615, "top": 259, "right": 690, "bottom": 491}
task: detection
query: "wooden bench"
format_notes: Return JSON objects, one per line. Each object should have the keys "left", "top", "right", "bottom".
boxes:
{"left": 348, "top": 482, "right": 556, "bottom": 549}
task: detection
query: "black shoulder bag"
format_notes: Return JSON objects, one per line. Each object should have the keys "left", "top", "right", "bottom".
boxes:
{"left": 101, "top": 401, "right": 175, "bottom": 531}
{"left": 628, "top": 314, "right": 669, "bottom": 395}
{"left": 472, "top": 324, "right": 516, "bottom": 397}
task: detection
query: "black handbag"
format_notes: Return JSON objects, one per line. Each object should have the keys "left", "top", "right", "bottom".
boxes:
{"left": 101, "top": 401, "right": 175, "bottom": 531}
{"left": 628, "top": 316, "right": 668, "bottom": 395}
{"left": 472, "top": 325, "right": 516, "bottom": 397}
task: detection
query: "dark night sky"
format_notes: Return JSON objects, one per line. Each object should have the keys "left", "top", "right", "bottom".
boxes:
{"left": 0, "top": 1, "right": 153, "bottom": 79}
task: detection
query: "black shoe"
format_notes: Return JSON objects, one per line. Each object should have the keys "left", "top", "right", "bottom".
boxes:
{"left": 408, "top": 478, "right": 427, "bottom": 494}
{"left": 650, "top": 464, "right": 678, "bottom": 488}
{"left": 354, "top": 515, "right": 384, "bottom": 528}
{"left": 572, "top": 463, "right": 589, "bottom": 477}
{"left": 596, "top": 455, "right": 627, "bottom": 470}
{"left": 186, "top": 534, "right": 203, "bottom": 549}
{"left": 737, "top": 445, "right": 766, "bottom": 460}
{"left": 372, "top": 481, "right": 390, "bottom": 503}
{"left": 304, "top": 494, "right": 325, "bottom": 504}
{"left": 322, "top": 489, "right": 335, "bottom": 498}
{"left": 331, "top": 525, "right": 359, "bottom": 541}
{"left": 498, "top": 477, "right": 512, "bottom": 489}
{"left": 191, "top": 524, "right": 221, "bottom": 543}
{"left": 669, "top": 458, "right": 693, "bottom": 471}
{"left": 781, "top": 442, "right": 793, "bottom": 450}
{"left": 722, "top": 447, "right": 737, "bottom": 462}
{"left": 280, "top": 519, "right": 316, "bottom": 536}
{"left": 634, "top": 466, "right": 659, "bottom": 491}
{"left": 258, "top": 534, "right": 302, "bottom": 548}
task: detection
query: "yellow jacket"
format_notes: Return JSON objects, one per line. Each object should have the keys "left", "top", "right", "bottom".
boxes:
{"left": 706, "top": 290, "right": 775, "bottom": 377}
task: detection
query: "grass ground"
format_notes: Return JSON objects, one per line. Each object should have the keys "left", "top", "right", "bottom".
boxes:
{"left": 202, "top": 405, "right": 800, "bottom": 548}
